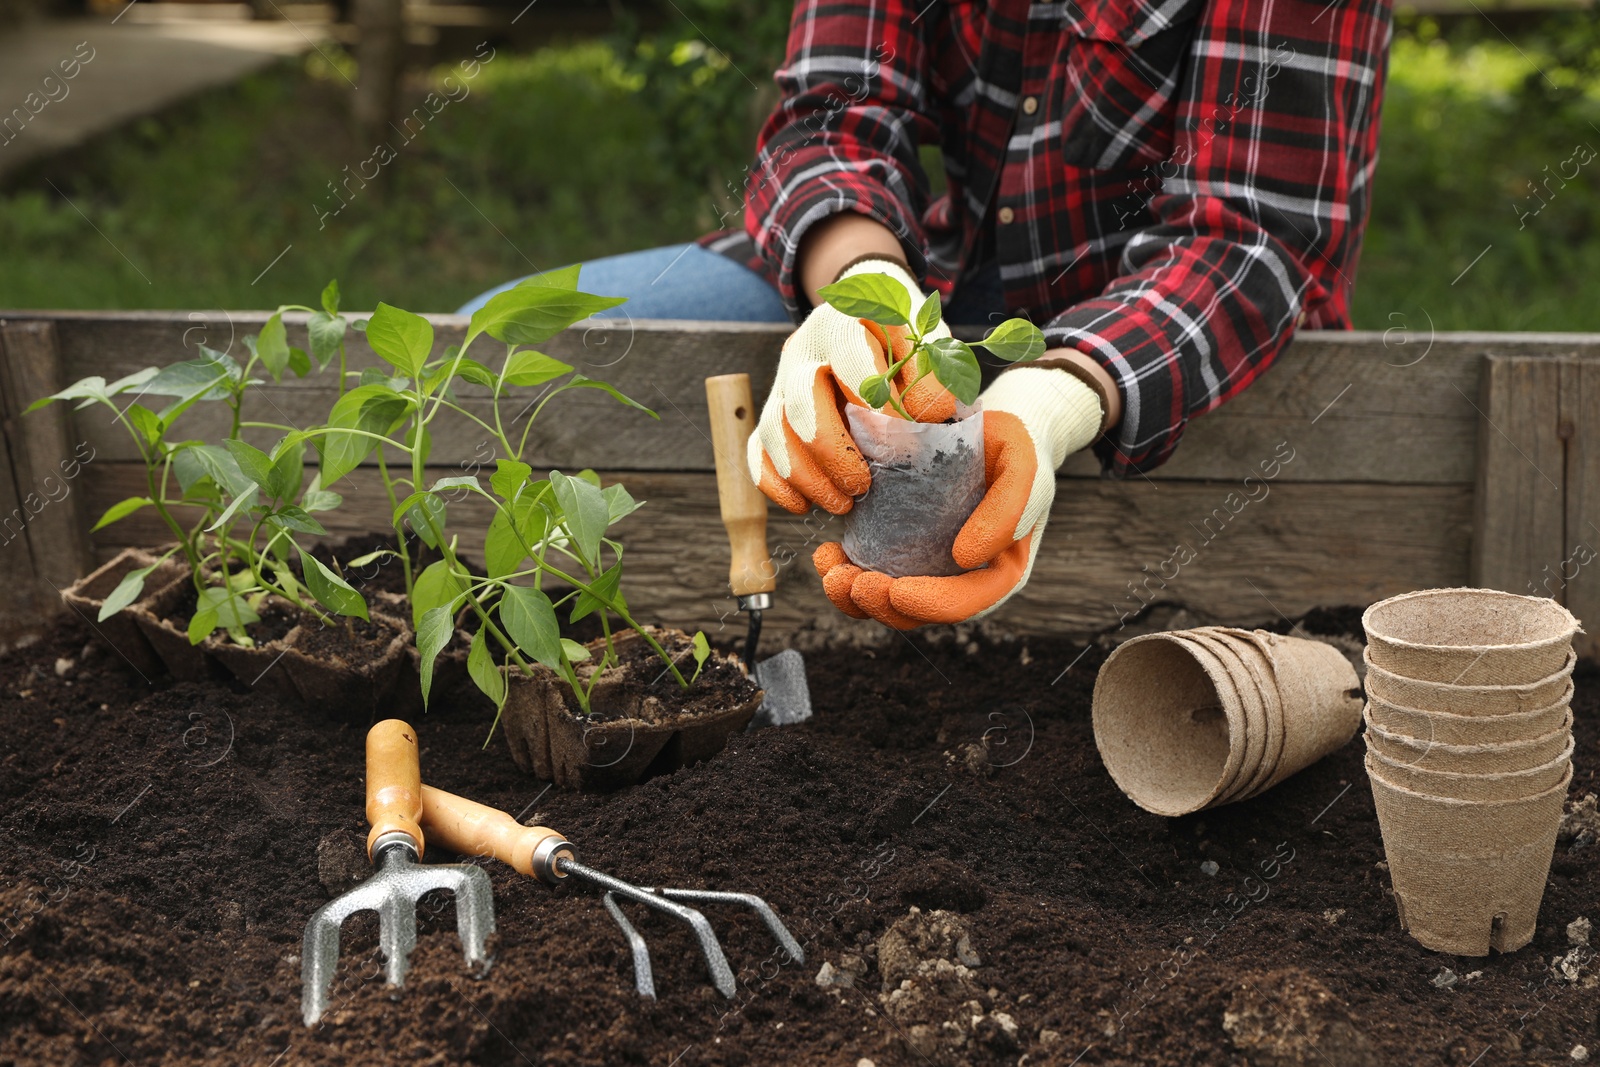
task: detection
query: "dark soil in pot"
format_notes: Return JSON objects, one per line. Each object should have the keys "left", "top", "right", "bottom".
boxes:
{"left": 501, "top": 626, "right": 762, "bottom": 791}
{"left": 279, "top": 611, "right": 409, "bottom": 721}
{"left": 0, "top": 608, "right": 1596, "bottom": 1065}
{"left": 203, "top": 598, "right": 301, "bottom": 702}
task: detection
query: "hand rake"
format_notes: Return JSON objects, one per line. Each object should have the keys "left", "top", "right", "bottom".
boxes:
{"left": 300, "top": 720, "right": 496, "bottom": 1027}
{"left": 419, "top": 784, "right": 804, "bottom": 998}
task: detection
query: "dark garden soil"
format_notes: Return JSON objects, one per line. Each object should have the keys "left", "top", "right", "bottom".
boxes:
{"left": 0, "top": 606, "right": 1596, "bottom": 1067}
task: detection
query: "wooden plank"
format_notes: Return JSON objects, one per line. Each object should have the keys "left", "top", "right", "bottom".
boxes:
{"left": 1562, "top": 359, "right": 1600, "bottom": 656}
{"left": 1471, "top": 355, "right": 1567, "bottom": 597}
{"left": 28, "top": 312, "right": 1598, "bottom": 482}
{"left": 81, "top": 461, "right": 1472, "bottom": 639}
{"left": 0, "top": 320, "right": 93, "bottom": 640}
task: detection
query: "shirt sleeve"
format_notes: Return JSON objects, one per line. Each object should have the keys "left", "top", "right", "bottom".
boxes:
{"left": 743, "top": 0, "right": 942, "bottom": 319}
{"left": 1044, "top": 0, "right": 1393, "bottom": 477}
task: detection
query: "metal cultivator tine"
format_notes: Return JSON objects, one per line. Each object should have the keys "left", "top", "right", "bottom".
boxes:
{"left": 656, "top": 888, "right": 806, "bottom": 968}
{"left": 601, "top": 892, "right": 657, "bottom": 999}
{"left": 564, "top": 859, "right": 737, "bottom": 997}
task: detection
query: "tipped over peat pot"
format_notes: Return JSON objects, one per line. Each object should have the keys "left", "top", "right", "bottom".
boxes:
{"left": 840, "top": 403, "right": 987, "bottom": 578}
{"left": 499, "top": 625, "right": 763, "bottom": 791}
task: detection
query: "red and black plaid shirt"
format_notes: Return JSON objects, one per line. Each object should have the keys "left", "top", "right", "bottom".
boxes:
{"left": 701, "top": 0, "right": 1393, "bottom": 475}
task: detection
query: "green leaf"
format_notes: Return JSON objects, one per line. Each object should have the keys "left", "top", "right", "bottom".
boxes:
{"left": 484, "top": 510, "right": 524, "bottom": 579}
{"left": 189, "top": 585, "right": 259, "bottom": 643}
{"left": 467, "top": 626, "right": 506, "bottom": 709}
{"left": 345, "top": 549, "right": 397, "bottom": 568}
{"left": 691, "top": 630, "right": 712, "bottom": 682}
{"left": 97, "top": 560, "right": 160, "bottom": 620}
{"left": 298, "top": 472, "right": 341, "bottom": 514}
{"left": 500, "top": 350, "right": 573, "bottom": 389}
{"left": 225, "top": 439, "right": 275, "bottom": 492}
{"left": 858, "top": 373, "right": 892, "bottom": 409}
{"left": 416, "top": 606, "right": 454, "bottom": 706}
{"left": 431, "top": 475, "right": 481, "bottom": 494}
{"left": 256, "top": 312, "right": 290, "bottom": 381}
{"left": 268, "top": 438, "right": 305, "bottom": 502}
{"left": 529, "top": 264, "right": 580, "bottom": 290}
{"left": 560, "top": 638, "right": 591, "bottom": 662}
{"left": 143, "top": 347, "right": 241, "bottom": 402}
{"left": 549, "top": 470, "right": 608, "bottom": 567}
{"left": 405, "top": 493, "right": 447, "bottom": 549}
{"left": 187, "top": 604, "right": 219, "bottom": 645}
{"left": 92, "top": 497, "right": 152, "bottom": 532}
{"left": 569, "top": 561, "right": 621, "bottom": 623}
{"left": 266, "top": 506, "right": 328, "bottom": 536}
{"left": 319, "top": 383, "right": 409, "bottom": 486}
{"left": 817, "top": 273, "right": 912, "bottom": 326}
{"left": 411, "top": 559, "right": 465, "bottom": 631}
{"left": 124, "top": 403, "right": 163, "bottom": 446}
{"left": 922, "top": 337, "right": 982, "bottom": 405}
{"left": 287, "top": 346, "right": 312, "bottom": 378}
{"left": 206, "top": 484, "right": 260, "bottom": 532}
{"left": 977, "top": 318, "right": 1047, "bottom": 364}
{"left": 602, "top": 482, "right": 643, "bottom": 525}
{"left": 490, "top": 459, "right": 532, "bottom": 502}
{"left": 320, "top": 279, "right": 341, "bottom": 316}
{"left": 915, "top": 291, "right": 943, "bottom": 337}
{"left": 307, "top": 310, "right": 346, "bottom": 370}
{"left": 565, "top": 374, "right": 658, "bottom": 418}
{"left": 499, "top": 584, "right": 562, "bottom": 669}
{"left": 470, "top": 284, "right": 626, "bottom": 346}
{"left": 447, "top": 357, "right": 499, "bottom": 391}
{"left": 300, "top": 549, "right": 369, "bottom": 619}
{"left": 366, "top": 303, "right": 434, "bottom": 377}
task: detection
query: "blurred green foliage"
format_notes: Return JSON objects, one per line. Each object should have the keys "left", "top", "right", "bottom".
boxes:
{"left": 0, "top": 7, "right": 1596, "bottom": 332}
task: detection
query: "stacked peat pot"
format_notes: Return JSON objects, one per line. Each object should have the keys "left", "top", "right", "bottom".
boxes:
{"left": 1362, "top": 588, "right": 1580, "bottom": 956}
{"left": 1093, "top": 627, "right": 1364, "bottom": 816}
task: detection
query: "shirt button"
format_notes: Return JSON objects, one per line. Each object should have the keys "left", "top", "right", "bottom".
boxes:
{"left": 998, "top": 206, "right": 1016, "bottom": 224}
{"left": 1021, "top": 96, "right": 1039, "bottom": 115}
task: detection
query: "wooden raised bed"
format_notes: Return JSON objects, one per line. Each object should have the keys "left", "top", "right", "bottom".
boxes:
{"left": 2, "top": 312, "right": 1598, "bottom": 654}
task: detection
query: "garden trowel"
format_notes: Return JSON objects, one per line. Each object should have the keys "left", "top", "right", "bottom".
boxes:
{"left": 706, "top": 373, "right": 812, "bottom": 729}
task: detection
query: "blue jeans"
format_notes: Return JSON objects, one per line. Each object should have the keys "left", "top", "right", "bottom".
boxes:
{"left": 455, "top": 243, "right": 1008, "bottom": 326}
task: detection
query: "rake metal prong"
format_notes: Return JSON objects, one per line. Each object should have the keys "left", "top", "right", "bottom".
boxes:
{"left": 601, "top": 891, "right": 657, "bottom": 999}
{"left": 299, "top": 842, "right": 497, "bottom": 1027}
{"left": 562, "top": 859, "right": 736, "bottom": 997}
{"left": 657, "top": 888, "right": 806, "bottom": 966}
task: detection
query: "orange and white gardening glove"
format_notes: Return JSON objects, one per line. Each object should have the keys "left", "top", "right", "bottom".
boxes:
{"left": 748, "top": 258, "right": 957, "bottom": 515}
{"left": 812, "top": 366, "right": 1105, "bottom": 629}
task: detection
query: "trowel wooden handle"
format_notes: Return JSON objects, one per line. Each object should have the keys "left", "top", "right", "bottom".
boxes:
{"left": 419, "top": 785, "right": 574, "bottom": 884}
{"left": 706, "top": 373, "right": 776, "bottom": 598}
{"left": 365, "top": 719, "right": 424, "bottom": 860}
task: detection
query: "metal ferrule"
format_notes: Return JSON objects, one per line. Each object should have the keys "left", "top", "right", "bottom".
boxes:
{"left": 371, "top": 830, "right": 420, "bottom": 864}
{"left": 737, "top": 593, "right": 772, "bottom": 611}
{"left": 532, "top": 835, "right": 576, "bottom": 883}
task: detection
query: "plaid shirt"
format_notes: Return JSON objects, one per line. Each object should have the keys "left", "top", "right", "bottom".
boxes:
{"left": 701, "top": 0, "right": 1393, "bottom": 475}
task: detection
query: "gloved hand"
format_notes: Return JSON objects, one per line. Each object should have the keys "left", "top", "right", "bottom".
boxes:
{"left": 812, "top": 365, "right": 1104, "bottom": 628}
{"left": 748, "top": 258, "right": 956, "bottom": 515}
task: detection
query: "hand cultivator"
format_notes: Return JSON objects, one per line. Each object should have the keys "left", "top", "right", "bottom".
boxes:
{"left": 300, "top": 721, "right": 496, "bottom": 1027}
{"left": 419, "top": 782, "right": 805, "bottom": 998}
{"left": 299, "top": 720, "right": 802, "bottom": 1021}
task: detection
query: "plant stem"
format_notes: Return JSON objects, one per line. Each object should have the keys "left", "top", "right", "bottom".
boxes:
{"left": 375, "top": 445, "right": 414, "bottom": 597}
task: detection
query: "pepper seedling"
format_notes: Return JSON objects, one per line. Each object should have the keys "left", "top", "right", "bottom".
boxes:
{"left": 816, "top": 272, "right": 1047, "bottom": 418}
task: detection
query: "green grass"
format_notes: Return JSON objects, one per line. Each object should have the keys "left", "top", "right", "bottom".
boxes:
{"left": 1, "top": 20, "right": 1597, "bottom": 331}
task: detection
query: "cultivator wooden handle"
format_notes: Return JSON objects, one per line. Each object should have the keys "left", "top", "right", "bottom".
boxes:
{"left": 706, "top": 374, "right": 776, "bottom": 600}
{"left": 419, "top": 785, "right": 575, "bottom": 883}
{"left": 365, "top": 719, "right": 426, "bottom": 859}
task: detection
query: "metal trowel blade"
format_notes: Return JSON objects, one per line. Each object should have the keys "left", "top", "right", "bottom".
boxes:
{"left": 748, "top": 648, "right": 812, "bottom": 729}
